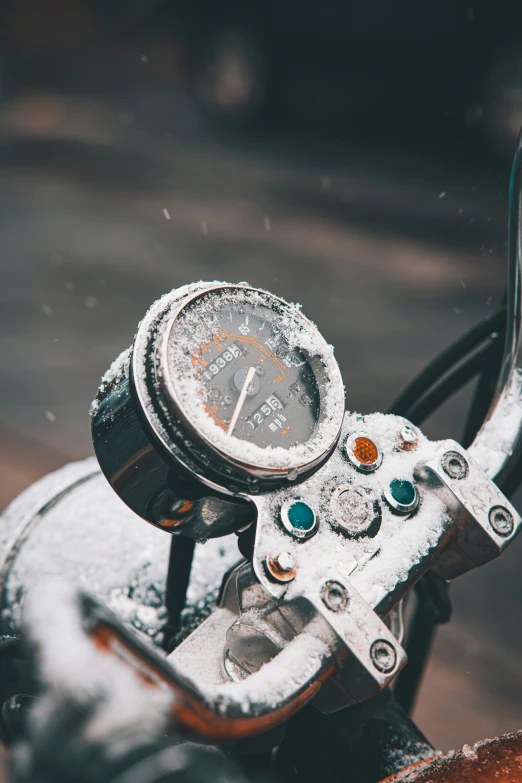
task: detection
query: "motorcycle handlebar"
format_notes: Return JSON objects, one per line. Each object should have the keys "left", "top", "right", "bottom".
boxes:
{"left": 469, "top": 128, "right": 522, "bottom": 482}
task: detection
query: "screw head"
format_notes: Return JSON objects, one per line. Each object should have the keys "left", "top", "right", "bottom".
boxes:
{"left": 441, "top": 451, "right": 469, "bottom": 480}
{"left": 277, "top": 552, "right": 296, "bottom": 571}
{"left": 399, "top": 425, "right": 418, "bottom": 450}
{"left": 232, "top": 368, "right": 261, "bottom": 396}
{"left": 370, "top": 639, "right": 397, "bottom": 673}
{"left": 321, "top": 580, "right": 349, "bottom": 612}
{"left": 489, "top": 505, "right": 515, "bottom": 537}
{"left": 266, "top": 552, "right": 297, "bottom": 582}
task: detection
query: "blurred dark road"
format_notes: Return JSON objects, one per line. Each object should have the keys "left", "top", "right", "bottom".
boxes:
{"left": 0, "top": 58, "right": 520, "bottom": 751}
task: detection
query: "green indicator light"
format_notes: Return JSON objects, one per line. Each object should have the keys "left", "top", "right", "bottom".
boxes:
{"left": 287, "top": 501, "right": 315, "bottom": 531}
{"left": 390, "top": 479, "right": 416, "bottom": 507}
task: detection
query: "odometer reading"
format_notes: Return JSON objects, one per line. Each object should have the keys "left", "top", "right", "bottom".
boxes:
{"left": 247, "top": 393, "right": 285, "bottom": 430}
{"left": 200, "top": 342, "right": 243, "bottom": 382}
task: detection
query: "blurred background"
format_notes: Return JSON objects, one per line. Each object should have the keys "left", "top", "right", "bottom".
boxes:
{"left": 1, "top": 0, "right": 522, "bottom": 755}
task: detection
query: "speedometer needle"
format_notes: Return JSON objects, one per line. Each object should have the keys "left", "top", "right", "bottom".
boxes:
{"left": 227, "top": 366, "right": 256, "bottom": 438}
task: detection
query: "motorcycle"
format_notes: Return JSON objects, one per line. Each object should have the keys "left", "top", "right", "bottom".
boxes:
{"left": 3, "top": 132, "right": 522, "bottom": 783}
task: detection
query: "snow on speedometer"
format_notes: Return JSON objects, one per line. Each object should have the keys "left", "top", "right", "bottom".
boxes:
{"left": 93, "top": 281, "right": 345, "bottom": 500}
{"left": 159, "top": 284, "right": 345, "bottom": 475}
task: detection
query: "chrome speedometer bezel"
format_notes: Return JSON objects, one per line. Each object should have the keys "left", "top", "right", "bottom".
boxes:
{"left": 131, "top": 282, "right": 345, "bottom": 494}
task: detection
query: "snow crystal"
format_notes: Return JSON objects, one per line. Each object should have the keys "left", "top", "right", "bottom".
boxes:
{"left": 84, "top": 295, "right": 98, "bottom": 309}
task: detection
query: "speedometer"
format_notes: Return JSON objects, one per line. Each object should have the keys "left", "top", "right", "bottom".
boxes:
{"left": 165, "top": 287, "right": 330, "bottom": 447}
{"left": 92, "top": 282, "right": 345, "bottom": 526}
{"left": 170, "top": 296, "right": 319, "bottom": 447}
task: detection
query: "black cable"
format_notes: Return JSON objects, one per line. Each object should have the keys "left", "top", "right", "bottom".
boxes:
{"left": 164, "top": 536, "right": 196, "bottom": 652}
{"left": 388, "top": 308, "right": 506, "bottom": 418}
{"left": 406, "top": 340, "right": 498, "bottom": 426}
{"left": 461, "top": 334, "right": 505, "bottom": 448}
{"left": 394, "top": 574, "right": 451, "bottom": 716}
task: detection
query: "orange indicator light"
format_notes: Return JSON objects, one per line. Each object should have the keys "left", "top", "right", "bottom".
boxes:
{"left": 352, "top": 436, "right": 379, "bottom": 466}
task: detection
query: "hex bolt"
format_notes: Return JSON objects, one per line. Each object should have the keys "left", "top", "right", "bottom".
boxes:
{"left": 399, "top": 425, "right": 418, "bottom": 450}
{"left": 321, "top": 580, "right": 349, "bottom": 612}
{"left": 441, "top": 450, "right": 469, "bottom": 480}
{"left": 266, "top": 552, "right": 297, "bottom": 583}
{"left": 277, "top": 552, "right": 296, "bottom": 572}
{"left": 370, "top": 639, "right": 397, "bottom": 673}
{"left": 489, "top": 505, "right": 515, "bottom": 537}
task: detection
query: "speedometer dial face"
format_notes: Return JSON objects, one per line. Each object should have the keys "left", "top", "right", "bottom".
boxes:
{"left": 161, "top": 285, "right": 344, "bottom": 475}
{"left": 184, "top": 303, "right": 318, "bottom": 448}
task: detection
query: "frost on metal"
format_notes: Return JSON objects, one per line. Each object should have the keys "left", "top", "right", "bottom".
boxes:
{"left": 468, "top": 365, "right": 522, "bottom": 477}
{"left": 184, "top": 632, "right": 330, "bottom": 717}
{"left": 162, "top": 284, "right": 344, "bottom": 470}
{"left": 0, "top": 460, "right": 240, "bottom": 646}
{"left": 251, "top": 411, "right": 451, "bottom": 612}
{"left": 22, "top": 580, "right": 172, "bottom": 745}
{"left": 89, "top": 346, "right": 131, "bottom": 419}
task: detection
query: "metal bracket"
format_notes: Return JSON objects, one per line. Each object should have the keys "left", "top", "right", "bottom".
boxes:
{"left": 168, "top": 413, "right": 520, "bottom": 717}
{"left": 416, "top": 440, "right": 522, "bottom": 578}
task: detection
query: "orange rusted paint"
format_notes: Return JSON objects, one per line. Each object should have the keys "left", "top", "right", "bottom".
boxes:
{"left": 381, "top": 731, "right": 522, "bottom": 783}
{"left": 169, "top": 673, "right": 330, "bottom": 741}
{"left": 266, "top": 555, "right": 297, "bottom": 582}
{"left": 91, "top": 624, "right": 336, "bottom": 742}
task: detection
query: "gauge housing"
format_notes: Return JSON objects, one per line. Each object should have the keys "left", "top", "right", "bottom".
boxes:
{"left": 91, "top": 282, "right": 345, "bottom": 531}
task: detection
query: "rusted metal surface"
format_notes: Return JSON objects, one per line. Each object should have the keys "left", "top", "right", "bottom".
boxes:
{"left": 383, "top": 731, "right": 522, "bottom": 783}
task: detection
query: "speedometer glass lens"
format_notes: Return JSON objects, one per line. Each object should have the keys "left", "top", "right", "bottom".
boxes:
{"left": 163, "top": 286, "right": 341, "bottom": 468}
